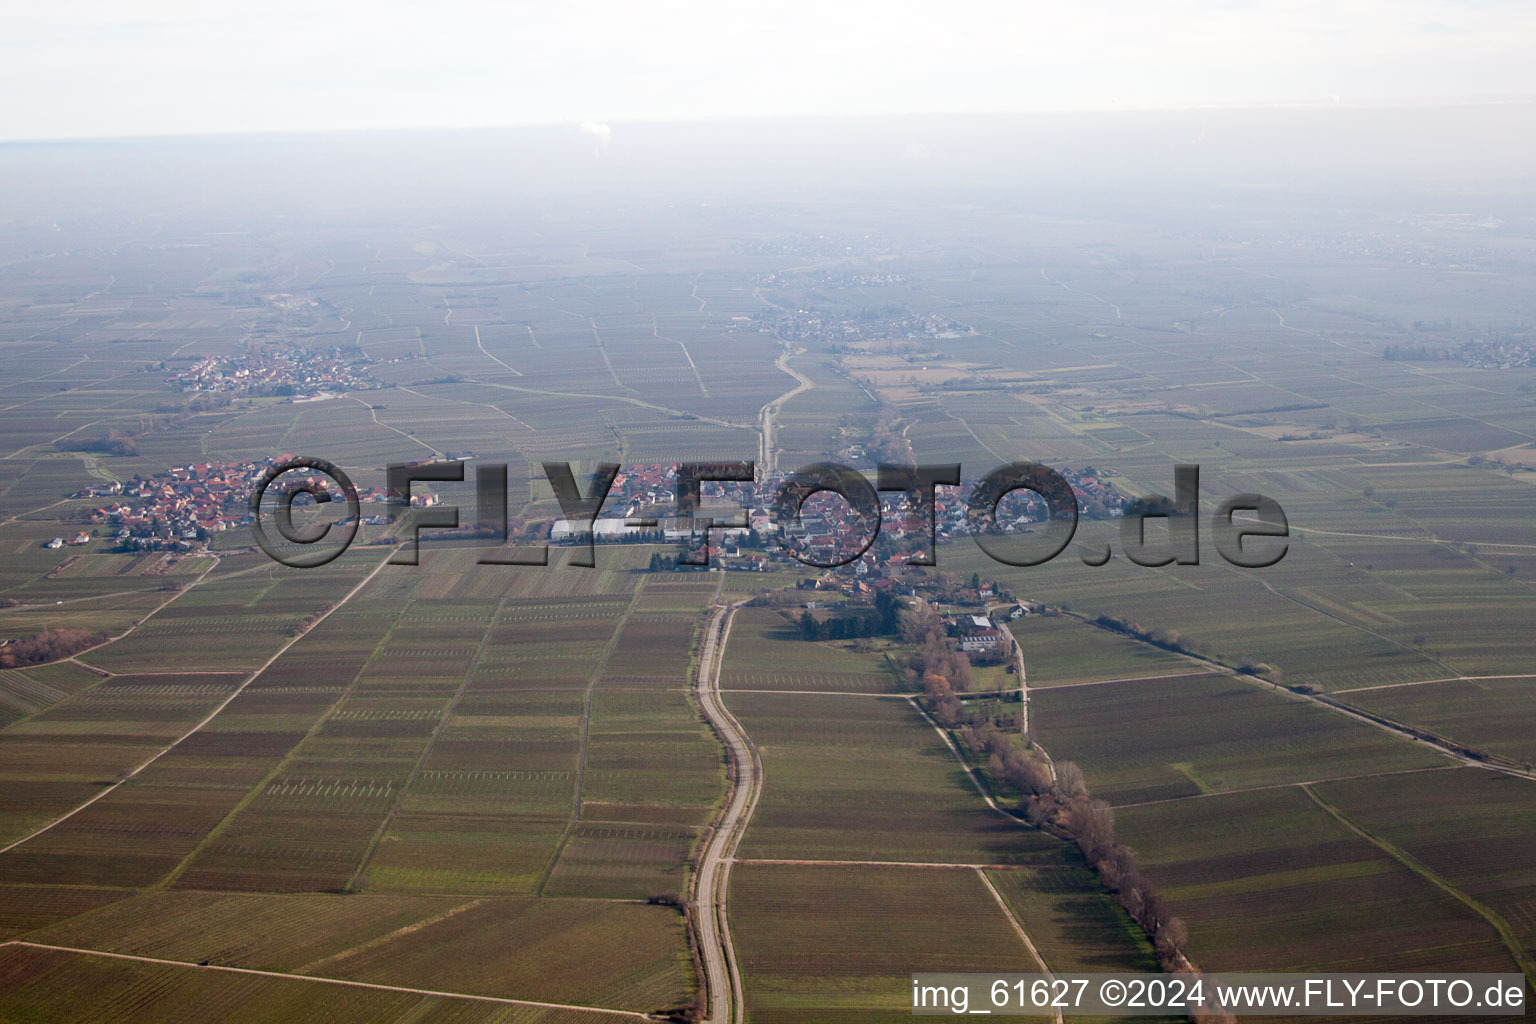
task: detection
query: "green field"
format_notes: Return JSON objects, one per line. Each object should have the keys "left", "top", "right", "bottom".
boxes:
{"left": 1116, "top": 787, "right": 1519, "bottom": 974}
{"left": 729, "top": 690, "right": 1067, "bottom": 865}
{"left": 731, "top": 863, "right": 1055, "bottom": 1023}
{"left": 1339, "top": 677, "right": 1536, "bottom": 768}
{"left": 1008, "top": 614, "right": 1196, "bottom": 687}
{"left": 0, "top": 943, "right": 643, "bottom": 1024}
{"left": 1030, "top": 673, "right": 1448, "bottom": 805}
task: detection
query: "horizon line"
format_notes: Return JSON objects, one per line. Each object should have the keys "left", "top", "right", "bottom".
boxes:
{"left": 4, "top": 96, "right": 1535, "bottom": 148}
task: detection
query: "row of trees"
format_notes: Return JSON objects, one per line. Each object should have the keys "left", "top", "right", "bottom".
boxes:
{"left": 795, "top": 590, "right": 903, "bottom": 642}
{"left": 797, "top": 608, "right": 883, "bottom": 641}
{"left": 959, "top": 720, "right": 1193, "bottom": 973}
{"left": 0, "top": 628, "right": 107, "bottom": 669}
{"left": 868, "top": 400, "right": 914, "bottom": 466}
{"left": 903, "top": 598, "right": 974, "bottom": 724}
{"left": 1092, "top": 612, "right": 1275, "bottom": 680}
{"left": 1094, "top": 613, "right": 1199, "bottom": 658}
{"left": 66, "top": 428, "right": 140, "bottom": 457}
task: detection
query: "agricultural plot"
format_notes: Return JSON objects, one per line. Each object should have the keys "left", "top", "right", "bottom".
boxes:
{"left": 0, "top": 885, "right": 128, "bottom": 942}
{"left": 202, "top": 565, "right": 709, "bottom": 905}
{"left": 1338, "top": 677, "right": 1536, "bottom": 767}
{"left": 169, "top": 593, "right": 498, "bottom": 892}
{"left": 362, "top": 687, "right": 586, "bottom": 894}
{"left": 78, "top": 567, "right": 373, "bottom": 675}
{"left": 730, "top": 863, "right": 1054, "bottom": 1023}
{"left": 729, "top": 691, "right": 1067, "bottom": 864}
{"left": 632, "top": 577, "right": 719, "bottom": 614}
{"left": 720, "top": 606, "right": 902, "bottom": 691}
{"left": 318, "top": 897, "right": 693, "bottom": 1013}
{"left": 1029, "top": 673, "right": 1446, "bottom": 806}
{"left": 945, "top": 541, "right": 1452, "bottom": 693}
{"left": 363, "top": 812, "right": 567, "bottom": 895}
{"left": 579, "top": 687, "right": 722, "bottom": 822}
{"left": 1006, "top": 614, "right": 1198, "bottom": 688}
{"left": 984, "top": 867, "right": 1162, "bottom": 975}
{"left": 0, "top": 660, "right": 104, "bottom": 727}
{"left": 0, "top": 672, "right": 247, "bottom": 849}
{"left": 719, "top": 667, "right": 904, "bottom": 693}
{"left": 542, "top": 821, "right": 700, "bottom": 899}
{"left": 0, "top": 943, "right": 639, "bottom": 1024}
{"left": 1310, "top": 768, "right": 1536, "bottom": 966}
{"left": 0, "top": 569, "right": 192, "bottom": 622}
{"left": 1115, "top": 787, "right": 1519, "bottom": 974}
{"left": 0, "top": 773, "right": 256, "bottom": 889}
{"left": 27, "top": 891, "right": 466, "bottom": 971}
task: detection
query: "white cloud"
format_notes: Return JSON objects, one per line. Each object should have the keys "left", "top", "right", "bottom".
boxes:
{"left": 578, "top": 120, "right": 612, "bottom": 153}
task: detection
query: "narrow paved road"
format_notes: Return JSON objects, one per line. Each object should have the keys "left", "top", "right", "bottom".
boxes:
{"left": 693, "top": 600, "right": 760, "bottom": 1024}
{"left": 758, "top": 347, "right": 812, "bottom": 476}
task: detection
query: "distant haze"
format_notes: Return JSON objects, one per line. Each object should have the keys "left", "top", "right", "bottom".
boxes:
{"left": 4, "top": 108, "right": 1536, "bottom": 227}
{"left": 4, "top": 1, "right": 1536, "bottom": 142}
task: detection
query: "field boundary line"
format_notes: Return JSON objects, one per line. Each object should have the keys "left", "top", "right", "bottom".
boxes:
{"left": 0, "top": 551, "right": 395, "bottom": 857}
{"left": 293, "top": 898, "right": 485, "bottom": 974}
{"left": 1300, "top": 786, "right": 1536, "bottom": 982}
{"left": 457, "top": 377, "right": 751, "bottom": 432}
{"left": 718, "top": 688, "right": 910, "bottom": 698}
{"left": 153, "top": 552, "right": 409, "bottom": 889}
{"left": 346, "top": 597, "right": 506, "bottom": 891}
{"left": 32, "top": 553, "right": 223, "bottom": 677}
{"left": 977, "top": 868, "right": 1065, "bottom": 1024}
{"left": 1332, "top": 673, "right": 1536, "bottom": 695}
{"left": 906, "top": 696, "right": 1038, "bottom": 825}
{"left": 472, "top": 322, "right": 523, "bottom": 376}
{"left": 348, "top": 395, "right": 441, "bottom": 457}
{"left": 1059, "top": 610, "right": 1536, "bottom": 782}
{"left": 1110, "top": 764, "right": 1464, "bottom": 809}
{"left": 1023, "top": 668, "right": 1223, "bottom": 691}
{"left": 735, "top": 858, "right": 1040, "bottom": 870}
{"left": 535, "top": 582, "right": 647, "bottom": 896}
{"left": 0, "top": 940, "right": 653, "bottom": 1018}
{"left": 1255, "top": 578, "right": 1459, "bottom": 676}
{"left": 588, "top": 318, "right": 635, "bottom": 395}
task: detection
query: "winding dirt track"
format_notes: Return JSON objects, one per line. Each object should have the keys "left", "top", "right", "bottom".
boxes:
{"left": 691, "top": 601, "right": 759, "bottom": 1024}
{"left": 758, "top": 348, "right": 812, "bottom": 476}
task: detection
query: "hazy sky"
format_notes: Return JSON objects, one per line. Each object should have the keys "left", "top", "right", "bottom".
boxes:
{"left": 4, "top": 0, "right": 1535, "bottom": 141}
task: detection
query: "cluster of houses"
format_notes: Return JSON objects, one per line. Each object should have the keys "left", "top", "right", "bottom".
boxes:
{"left": 547, "top": 463, "right": 1127, "bottom": 571}
{"left": 788, "top": 465, "right": 1126, "bottom": 557}
{"left": 69, "top": 458, "right": 405, "bottom": 551}
{"left": 1459, "top": 340, "right": 1535, "bottom": 370}
{"left": 73, "top": 460, "right": 268, "bottom": 550}
{"left": 753, "top": 269, "right": 907, "bottom": 290}
{"left": 167, "top": 345, "right": 383, "bottom": 400}
{"left": 1384, "top": 339, "right": 1536, "bottom": 369}
{"left": 749, "top": 308, "right": 973, "bottom": 345}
